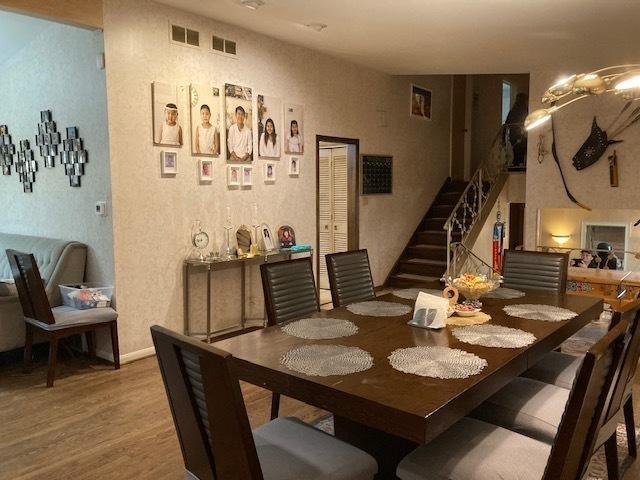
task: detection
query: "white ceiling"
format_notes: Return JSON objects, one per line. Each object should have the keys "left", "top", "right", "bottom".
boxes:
{"left": 0, "top": 10, "right": 52, "bottom": 66}
{"left": 156, "top": 0, "right": 640, "bottom": 74}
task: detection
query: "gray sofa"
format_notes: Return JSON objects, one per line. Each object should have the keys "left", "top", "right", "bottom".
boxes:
{"left": 0, "top": 233, "right": 87, "bottom": 352}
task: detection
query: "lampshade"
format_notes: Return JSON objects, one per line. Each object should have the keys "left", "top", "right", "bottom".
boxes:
{"left": 548, "top": 75, "right": 576, "bottom": 96}
{"left": 614, "top": 71, "right": 640, "bottom": 91}
{"left": 551, "top": 234, "right": 571, "bottom": 245}
{"left": 573, "top": 73, "right": 607, "bottom": 95}
{"left": 524, "top": 108, "right": 553, "bottom": 131}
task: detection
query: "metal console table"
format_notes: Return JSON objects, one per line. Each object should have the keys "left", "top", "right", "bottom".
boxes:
{"left": 183, "top": 248, "right": 313, "bottom": 342}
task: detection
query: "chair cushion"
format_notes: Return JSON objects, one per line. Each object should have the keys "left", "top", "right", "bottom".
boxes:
{"left": 26, "top": 306, "right": 117, "bottom": 331}
{"left": 522, "top": 351, "right": 582, "bottom": 389}
{"left": 254, "top": 417, "right": 377, "bottom": 480}
{"left": 0, "top": 279, "right": 16, "bottom": 297}
{"left": 396, "top": 417, "right": 551, "bottom": 480}
{"left": 471, "top": 377, "right": 569, "bottom": 444}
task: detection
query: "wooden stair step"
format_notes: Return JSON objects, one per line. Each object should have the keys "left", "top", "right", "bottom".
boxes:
{"left": 405, "top": 244, "right": 448, "bottom": 261}
{"left": 388, "top": 273, "right": 444, "bottom": 288}
{"left": 414, "top": 230, "right": 460, "bottom": 244}
{"left": 397, "top": 258, "right": 446, "bottom": 276}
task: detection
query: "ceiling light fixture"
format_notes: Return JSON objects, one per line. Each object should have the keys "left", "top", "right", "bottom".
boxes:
{"left": 305, "top": 23, "right": 327, "bottom": 32}
{"left": 239, "top": 0, "right": 265, "bottom": 10}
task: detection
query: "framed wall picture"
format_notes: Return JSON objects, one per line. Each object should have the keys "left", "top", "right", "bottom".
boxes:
{"left": 224, "top": 83, "right": 253, "bottom": 162}
{"left": 257, "top": 94, "right": 282, "bottom": 159}
{"left": 264, "top": 161, "right": 276, "bottom": 183}
{"left": 227, "top": 165, "right": 241, "bottom": 186}
{"left": 190, "top": 84, "right": 221, "bottom": 157}
{"left": 161, "top": 151, "right": 178, "bottom": 175}
{"left": 410, "top": 84, "right": 432, "bottom": 120}
{"left": 152, "top": 82, "right": 184, "bottom": 146}
{"left": 288, "top": 156, "right": 299, "bottom": 176}
{"left": 284, "top": 103, "right": 304, "bottom": 154}
{"left": 242, "top": 165, "right": 253, "bottom": 186}
{"left": 199, "top": 159, "right": 213, "bottom": 182}
{"left": 261, "top": 223, "right": 275, "bottom": 251}
{"left": 361, "top": 154, "right": 392, "bottom": 194}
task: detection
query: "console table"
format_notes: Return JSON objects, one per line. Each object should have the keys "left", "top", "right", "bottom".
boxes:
{"left": 566, "top": 266, "right": 640, "bottom": 313}
{"left": 183, "top": 249, "right": 313, "bottom": 342}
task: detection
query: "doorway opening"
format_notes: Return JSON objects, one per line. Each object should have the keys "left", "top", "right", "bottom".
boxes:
{"left": 316, "top": 135, "right": 359, "bottom": 306}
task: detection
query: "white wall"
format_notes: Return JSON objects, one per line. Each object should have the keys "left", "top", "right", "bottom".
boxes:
{"left": 0, "top": 21, "right": 114, "bottom": 286}
{"left": 103, "top": 0, "right": 452, "bottom": 356}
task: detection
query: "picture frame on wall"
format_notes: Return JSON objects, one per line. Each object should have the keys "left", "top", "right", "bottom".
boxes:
{"left": 152, "top": 82, "right": 184, "bottom": 146}
{"left": 224, "top": 83, "right": 253, "bottom": 162}
{"left": 190, "top": 84, "right": 221, "bottom": 157}
{"left": 227, "top": 165, "right": 241, "bottom": 186}
{"left": 264, "top": 162, "right": 276, "bottom": 183}
{"left": 257, "top": 94, "right": 282, "bottom": 159}
{"left": 284, "top": 103, "right": 304, "bottom": 154}
{"left": 161, "top": 151, "right": 178, "bottom": 175}
{"left": 410, "top": 84, "right": 432, "bottom": 120}
{"left": 288, "top": 156, "right": 299, "bottom": 176}
{"left": 199, "top": 159, "right": 213, "bottom": 182}
{"left": 242, "top": 165, "right": 253, "bottom": 186}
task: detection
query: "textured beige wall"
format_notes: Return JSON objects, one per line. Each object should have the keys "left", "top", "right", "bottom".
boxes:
{"left": 525, "top": 67, "right": 640, "bottom": 250}
{"left": 103, "top": 0, "right": 452, "bottom": 355}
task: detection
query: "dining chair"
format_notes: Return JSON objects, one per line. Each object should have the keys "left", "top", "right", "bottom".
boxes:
{"left": 396, "top": 318, "right": 629, "bottom": 480}
{"left": 151, "top": 325, "right": 378, "bottom": 480}
{"left": 501, "top": 249, "right": 569, "bottom": 293}
{"left": 260, "top": 257, "right": 320, "bottom": 419}
{"left": 325, "top": 249, "right": 375, "bottom": 307}
{"left": 7, "top": 249, "right": 119, "bottom": 387}
{"left": 471, "top": 307, "right": 640, "bottom": 479}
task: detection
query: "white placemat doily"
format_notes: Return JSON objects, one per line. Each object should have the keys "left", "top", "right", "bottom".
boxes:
{"left": 281, "top": 317, "right": 358, "bottom": 340}
{"left": 503, "top": 304, "right": 578, "bottom": 322}
{"left": 388, "top": 346, "right": 488, "bottom": 379}
{"left": 281, "top": 345, "right": 373, "bottom": 376}
{"left": 452, "top": 324, "right": 536, "bottom": 348}
{"left": 347, "top": 301, "right": 412, "bottom": 317}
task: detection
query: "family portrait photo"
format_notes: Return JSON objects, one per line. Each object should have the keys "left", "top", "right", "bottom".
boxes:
{"left": 152, "top": 82, "right": 183, "bottom": 146}
{"left": 261, "top": 223, "right": 275, "bottom": 251}
{"left": 190, "top": 84, "right": 221, "bottom": 157}
{"left": 410, "top": 84, "right": 432, "bottom": 120}
{"left": 284, "top": 103, "right": 304, "bottom": 154}
{"left": 257, "top": 94, "right": 282, "bottom": 159}
{"left": 225, "top": 83, "right": 253, "bottom": 162}
{"left": 277, "top": 225, "right": 296, "bottom": 248}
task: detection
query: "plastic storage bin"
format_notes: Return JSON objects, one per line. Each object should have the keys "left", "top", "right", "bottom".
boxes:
{"left": 60, "top": 283, "right": 113, "bottom": 309}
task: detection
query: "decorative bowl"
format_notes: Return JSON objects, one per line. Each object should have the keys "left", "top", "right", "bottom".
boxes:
{"left": 451, "top": 273, "right": 500, "bottom": 301}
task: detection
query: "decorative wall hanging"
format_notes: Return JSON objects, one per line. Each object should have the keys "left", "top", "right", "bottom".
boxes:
{"left": 0, "top": 125, "right": 15, "bottom": 175}
{"left": 284, "top": 103, "right": 304, "bottom": 154}
{"left": 61, "top": 127, "right": 88, "bottom": 187}
{"left": 225, "top": 83, "right": 253, "bottom": 162}
{"left": 152, "top": 82, "right": 184, "bottom": 147}
{"left": 257, "top": 95, "right": 282, "bottom": 159}
{"left": 410, "top": 84, "right": 432, "bottom": 120}
{"left": 189, "top": 84, "right": 221, "bottom": 157}
{"left": 550, "top": 118, "right": 591, "bottom": 210}
{"left": 34, "top": 110, "right": 61, "bottom": 168}
{"left": 16, "top": 139, "right": 37, "bottom": 193}
{"left": 361, "top": 154, "right": 393, "bottom": 194}
{"left": 609, "top": 150, "right": 619, "bottom": 187}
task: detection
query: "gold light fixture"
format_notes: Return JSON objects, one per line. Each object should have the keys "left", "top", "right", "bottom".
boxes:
{"left": 551, "top": 234, "right": 571, "bottom": 245}
{"left": 526, "top": 64, "right": 640, "bottom": 131}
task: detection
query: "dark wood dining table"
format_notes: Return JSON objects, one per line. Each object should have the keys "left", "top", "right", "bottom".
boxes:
{"left": 215, "top": 287, "right": 603, "bottom": 478}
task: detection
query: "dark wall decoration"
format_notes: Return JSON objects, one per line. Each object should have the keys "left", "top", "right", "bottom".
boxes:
{"left": 35, "top": 110, "right": 62, "bottom": 168}
{"left": 16, "top": 139, "right": 37, "bottom": 193}
{"left": 0, "top": 125, "right": 16, "bottom": 176}
{"left": 361, "top": 154, "right": 393, "bottom": 195}
{"left": 61, "top": 127, "right": 88, "bottom": 187}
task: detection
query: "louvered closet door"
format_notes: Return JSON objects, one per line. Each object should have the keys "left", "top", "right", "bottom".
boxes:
{"left": 319, "top": 147, "right": 349, "bottom": 290}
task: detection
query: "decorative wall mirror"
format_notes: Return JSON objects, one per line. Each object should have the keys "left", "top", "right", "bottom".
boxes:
{"left": 236, "top": 225, "right": 252, "bottom": 257}
{"left": 581, "top": 221, "right": 628, "bottom": 270}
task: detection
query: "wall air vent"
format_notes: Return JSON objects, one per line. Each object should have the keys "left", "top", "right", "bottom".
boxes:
{"left": 211, "top": 34, "right": 238, "bottom": 58}
{"left": 169, "top": 22, "right": 200, "bottom": 48}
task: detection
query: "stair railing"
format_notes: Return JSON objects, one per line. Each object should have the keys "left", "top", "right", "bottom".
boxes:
{"left": 448, "top": 242, "right": 503, "bottom": 282}
{"left": 443, "top": 127, "right": 510, "bottom": 279}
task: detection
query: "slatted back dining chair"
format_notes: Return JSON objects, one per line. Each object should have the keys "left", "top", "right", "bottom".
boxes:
{"left": 151, "top": 325, "right": 262, "bottom": 480}
{"left": 260, "top": 257, "right": 319, "bottom": 419}
{"left": 260, "top": 257, "right": 319, "bottom": 326}
{"left": 502, "top": 250, "right": 569, "bottom": 293}
{"left": 325, "top": 249, "right": 375, "bottom": 307}
{"left": 7, "top": 249, "right": 55, "bottom": 324}
{"left": 543, "top": 318, "right": 629, "bottom": 479}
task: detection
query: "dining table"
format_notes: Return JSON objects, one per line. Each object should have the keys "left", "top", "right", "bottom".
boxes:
{"left": 215, "top": 286, "right": 603, "bottom": 479}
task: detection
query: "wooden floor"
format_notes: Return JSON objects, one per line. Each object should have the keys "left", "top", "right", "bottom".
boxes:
{"left": 0, "top": 353, "right": 638, "bottom": 479}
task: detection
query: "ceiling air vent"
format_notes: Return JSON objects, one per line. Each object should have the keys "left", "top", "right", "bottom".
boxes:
{"left": 169, "top": 22, "right": 200, "bottom": 48}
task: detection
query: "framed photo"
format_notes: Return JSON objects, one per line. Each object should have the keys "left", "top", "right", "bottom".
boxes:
{"left": 277, "top": 225, "right": 296, "bottom": 248}
{"left": 264, "top": 162, "right": 276, "bottom": 183}
{"left": 224, "top": 83, "right": 253, "bottom": 162}
{"left": 261, "top": 223, "right": 275, "bottom": 251}
{"left": 152, "top": 82, "right": 184, "bottom": 147}
{"left": 410, "top": 84, "right": 432, "bottom": 120}
{"left": 257, "top": 95, "right": 282, "bottom": 159}
{"left": 284, "top": 103, "right": 304, "bottom": 154}
{"left": 161, "top": 151, "right": 178, "bottom": 175}
{"left": 69, "top": 175, "right": 81, "bottom": 187}
{"left": 241, "top": 165, "right": 253, "bottom": 186}
{"left": 288, "top": 156, "right": 299, "bottom": 176}
{"left": 190, "top": 84, "right": 221, "bottom": 157}
{"left": 227, "top": 165, "right": 241, "bottom": 186}
{"left": 199, "top": 159, "right": 213, "bottom": 182}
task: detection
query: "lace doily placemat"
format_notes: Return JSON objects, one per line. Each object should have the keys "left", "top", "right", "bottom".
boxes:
{"left": 483, "top": 288, "right": 526, "bottom": 300}
{"left": 452, "top": 324, "right": 536, "bottom": 348}
{"left": 392, "top": 288, "right": 444, "bottom": 300}
{"left": 347, "top": 300, "right": 412, "bottom": 317}
{"left": 446, "top": 312, "right": 491, "bottom": 326}
{"left": 503, "top": 304, "right": 578, "bottom": 322}
{"left": 281, "top": 345, "right": 373, "bottom": 377}
{"left": 388, "top": 346, "right": 488, "bottom": 379}
{"left": 281, "top": 318, "right": 358, "bottom": 340}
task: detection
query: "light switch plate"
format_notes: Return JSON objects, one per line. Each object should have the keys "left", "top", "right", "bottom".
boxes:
{"left": 95, "top": 201, "right": 107, "bottom": 216}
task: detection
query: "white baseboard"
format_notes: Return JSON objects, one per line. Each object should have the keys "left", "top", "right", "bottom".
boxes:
{"left": 96, "top": 346, "right": 156, "bottom": 365}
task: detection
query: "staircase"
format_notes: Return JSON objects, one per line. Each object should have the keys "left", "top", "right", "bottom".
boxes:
{"left": 386, "top": 179, "right": 469, "bottom": 288}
